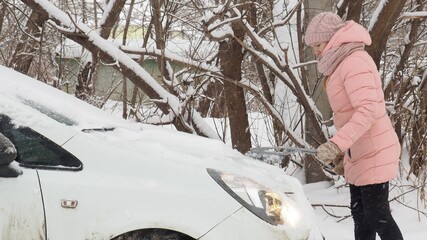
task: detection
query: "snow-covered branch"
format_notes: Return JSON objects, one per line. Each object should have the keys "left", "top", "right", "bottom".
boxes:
{"left": 22, "top": 0, "right": 219, "bottom": 139}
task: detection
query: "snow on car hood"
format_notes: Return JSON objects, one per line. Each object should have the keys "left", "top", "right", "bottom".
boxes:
{"left": 78, "top": 124, "right": 307, "bottom": 201}
{"left": 67, "top": 125, "right": 320, "bottom": 238}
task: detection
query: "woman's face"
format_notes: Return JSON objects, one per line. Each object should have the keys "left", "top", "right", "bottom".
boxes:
{"left": 310, "top": 42, "right": 328, "bottom": 57}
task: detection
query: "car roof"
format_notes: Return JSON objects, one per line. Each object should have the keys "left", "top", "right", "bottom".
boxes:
{"left": 0, "top": 65, "right": 133, "bottom": 130}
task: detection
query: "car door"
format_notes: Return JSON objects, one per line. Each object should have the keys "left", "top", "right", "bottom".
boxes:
{"left": 0, "top": 114, "right": 80, "bottom": 240}
{"left": 0, "top": 115, "right": 47, "bottom": 240}
{"left": 0, "top": 168, "right": 45, "bottom": 240}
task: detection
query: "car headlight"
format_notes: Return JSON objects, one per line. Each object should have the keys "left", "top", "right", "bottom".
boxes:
{"left": 207, "top": 168, "right": 300, "bottom": 226}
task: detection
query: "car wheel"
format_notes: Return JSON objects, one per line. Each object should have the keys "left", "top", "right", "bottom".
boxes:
{"left": 139, "top": 230, "right": 179, "bottom": 240}
{"left": 112, "top": 229, "right": 194, "bottom": 240}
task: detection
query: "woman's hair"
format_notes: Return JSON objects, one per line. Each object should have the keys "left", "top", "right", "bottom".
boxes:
{"left": 322, "top": 76, "right": 329, "bottom": 90}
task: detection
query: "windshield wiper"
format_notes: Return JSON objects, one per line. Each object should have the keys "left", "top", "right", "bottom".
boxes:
{"left": 81, "top": 127, "right": 115, "bottom": 133}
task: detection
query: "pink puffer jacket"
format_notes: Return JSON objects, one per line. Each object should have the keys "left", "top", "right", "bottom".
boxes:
{"left": 324, "top": 21, "right": 400, "bottom": 186}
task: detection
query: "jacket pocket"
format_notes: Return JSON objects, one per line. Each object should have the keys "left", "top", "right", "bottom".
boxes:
{"left": 347, "top": 134, "right": 375, "bottom": 163}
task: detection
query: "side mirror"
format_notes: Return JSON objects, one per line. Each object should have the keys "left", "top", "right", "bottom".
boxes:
{"left": 0, "top": 164, "right": 22, "bottom": 178}
{"left": 0, "top": 147, "right": 17, "bottom": 165}
{"left": 0, "top": 134, "right": 21, "bottom": 177}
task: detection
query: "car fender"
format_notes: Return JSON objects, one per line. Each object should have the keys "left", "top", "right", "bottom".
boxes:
{"left": 0, "top": 165, "right": 45, "bottom": 240}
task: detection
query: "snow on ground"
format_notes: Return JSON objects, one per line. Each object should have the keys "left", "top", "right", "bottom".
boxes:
{"left": 304, "top": 177, "right": 427, "bottom": 239}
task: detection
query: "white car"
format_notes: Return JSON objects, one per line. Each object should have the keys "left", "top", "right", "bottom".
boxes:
{"left": 0, "top": 65, "right": 323, "bottom": 240}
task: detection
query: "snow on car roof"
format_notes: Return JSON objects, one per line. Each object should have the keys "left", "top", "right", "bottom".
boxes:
{"left": 0, "top": 65, "right": 245, "bottom": 162}
{"left": 0, "top": 65, "right": 131, "bottom": 130}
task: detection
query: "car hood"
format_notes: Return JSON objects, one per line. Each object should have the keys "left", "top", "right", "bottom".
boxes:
{"left": 68, "top": 124, "right": 308, "bottom": 201}
{"left": 53, "top": 125, "right": 321, "bottom": 240}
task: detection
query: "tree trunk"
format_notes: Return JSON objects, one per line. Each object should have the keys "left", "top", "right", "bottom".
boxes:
{"left": 337, "top": 0, "right": 362, "bottom": 22}
{"left": 8, "top": 8, "right": 48, "bottom": 75}
{"left": 407, "top": 0, "right": 427, "bottom": 177}
{"left": 388, "top": 1, "right": 424, "bottom": 147}
{"left": 150, "top": 0, "right": 194, "bottom": 133}
{"left": 130, "top": 18, "right": 154, "bottom": 119}
{"left": 0, "top": 1, "right": 7, "bottom": 35}
{"left": 218, "top": 17, "right": 251, "bottom": 153}
{"left": 151, "top": 0, "right": 167, "bottom": 78}
{"left": 75, "top": 0, "right": 126, "bottom": 103}
{"left": 120, "top": 0, "right": 136, "bottom": 119}
{"left": 409, "top": 69, "right": 427, "bottom": 177}
{"left": 365, "top": 0, "right": 406, "bottom": 69}
{"left": 198, "top": 81, "right": 226, "bottom": 118}
{"left": 302, "top": 0, "right": 334, "bottom": 183}
{"left": 248, "top": 0, "right": 282, "bottom": 146}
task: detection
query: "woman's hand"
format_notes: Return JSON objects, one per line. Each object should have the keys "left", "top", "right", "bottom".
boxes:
{"left": 316, "top": 141, "right": 341, "bottom": 164}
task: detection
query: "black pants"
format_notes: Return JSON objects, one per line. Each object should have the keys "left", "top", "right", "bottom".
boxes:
{"left": 350, "top": 182, "right": 404, "bottom": 240}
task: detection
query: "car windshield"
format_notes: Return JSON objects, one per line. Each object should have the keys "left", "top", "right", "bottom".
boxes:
{"left": 18, "top": 97, "right": 116, "bottom": 133}
{"left": 20, "top": 98, "right": 78, "bottom": 126}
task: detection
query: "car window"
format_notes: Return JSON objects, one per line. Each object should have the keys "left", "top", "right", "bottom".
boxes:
{"left": 0, "top": 114, "right": 82, "bottom": 171}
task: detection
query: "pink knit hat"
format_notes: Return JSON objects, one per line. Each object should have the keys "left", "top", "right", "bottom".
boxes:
{"left": 304, "top": 12, "right": 346, "bottom": 45}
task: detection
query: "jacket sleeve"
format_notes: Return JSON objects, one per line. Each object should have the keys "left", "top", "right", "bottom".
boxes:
{"left": 330, "top": 55, "right": 379, "bottom": 151}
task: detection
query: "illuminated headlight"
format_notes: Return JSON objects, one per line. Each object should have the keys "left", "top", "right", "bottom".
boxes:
{"left": 207, "top": 168, "right": 300, "bottom": 226}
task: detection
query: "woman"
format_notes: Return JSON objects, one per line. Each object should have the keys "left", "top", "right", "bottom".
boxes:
{"left": 304, "top": 12, "right": 404, "bottom": 240}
